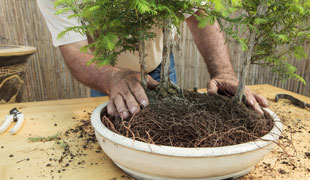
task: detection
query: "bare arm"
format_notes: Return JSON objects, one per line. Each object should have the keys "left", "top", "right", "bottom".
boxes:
{"left": 59, "top": 40, "right": 158, "bottom": 118}
{"left": 185, "top": 11, "right": 235, "bottom": 79}
{"left": 185, "top": 10, "right": 268, "bottom": 114}
{"left": 59, "top": 40, "right": 111, "bottom": 93}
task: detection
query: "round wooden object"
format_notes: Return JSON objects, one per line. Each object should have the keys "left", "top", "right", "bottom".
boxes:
{"left": 0, "top": 45, "right": 36, "bottom": 104}
{"left": 0, "top": 45, "right": 36, "bottom": 57}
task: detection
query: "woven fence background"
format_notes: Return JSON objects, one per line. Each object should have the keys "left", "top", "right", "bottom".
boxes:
{"left": 174, "top": 23, "right": 310, "bottom": 96}
{"left": 0, "top": 0, "right": 90, "bottom": 102}
{"left": 0, "top": 0, "right": 309, "bottom": 102}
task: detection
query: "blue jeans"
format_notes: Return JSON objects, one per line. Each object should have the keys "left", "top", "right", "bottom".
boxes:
{"left": 91, "top": 53, "right": 177, "bottom": 97}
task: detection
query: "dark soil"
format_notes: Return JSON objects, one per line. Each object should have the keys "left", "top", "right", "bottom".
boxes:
{"left": 102, "top": 90, "right": 274, "bottom": 148}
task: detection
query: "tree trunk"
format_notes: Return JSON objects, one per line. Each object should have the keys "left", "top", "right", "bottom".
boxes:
{"left": 234, "top": 30, "right": 257, "bottom": 103}
{"left": 234, "top": 4, "right": 266, "bottom": 103}
{"left": 139, "top": 40, "right": 147, "bottom": 90}
{"left": 160, "top": 20, "right": 173, "bottom": 96}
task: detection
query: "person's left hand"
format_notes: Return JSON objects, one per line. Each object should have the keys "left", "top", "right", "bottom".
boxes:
{"left": 207, "top": 74, "right": 269, "bottom": 115}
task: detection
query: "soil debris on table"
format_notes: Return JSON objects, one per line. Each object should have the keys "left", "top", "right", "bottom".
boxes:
{"left": 4, "top": 85, "right": 308, "bottom": 180}
{"left": 16, "top": 158, "right": 30, "bottom": 164}
{"left": 305, "top": 152, "right": 310, "bottom": 159}
{"left": 238, "top": 85, "right": 310, "bottom": 179}
{"left": 26, "top": 114, "right": 109, "bottom": 179}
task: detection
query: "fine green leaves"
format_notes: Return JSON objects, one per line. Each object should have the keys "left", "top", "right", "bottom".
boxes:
{"left": 54, "top": 0, "right": 309, "bottom": 85}
{"left": 101, "top": 33, "right": 118, "bottom": 51}
{"left": 54, "top": 0, "right": 206, "bottom": 66}
{"left": 213, "top": 0, "right": 310, "bottom": 84}
{"left": 211, "top": 0, "right": 225, "bottom": 12}
{"left": 130, "top": 0, "right": 152, "bottom": 14}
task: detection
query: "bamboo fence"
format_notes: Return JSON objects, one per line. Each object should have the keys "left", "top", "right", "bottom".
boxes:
{"left": 174, "top": 23, "right": 310, "bottom": 96}
{"left": 0, "top": 0, "right": 90, "bottom": 102}
{"left": 0, "top": 0, "right": 309, "bottom": 102}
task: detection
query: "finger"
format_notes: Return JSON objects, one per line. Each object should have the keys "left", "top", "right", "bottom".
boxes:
{"left": 107, "top": 100, "right": 118, "bottom": 117}
{"left": 147, "top": 75, "right": 160, "bottom": 89}
{"left": 245, "top": 91, "right": 264, "bottom": 115}
{"left": 128, "top": 81, "right": 149, "bottom": 107}
{"left": 114, "top": 94, "right": 130, "bottom": 119}
{"left": 254, "top": 93, "right": 269, "bottom": 108}
{"left": 122, "top": 89, "right": 140, "bottom": 115}
{"left": 207, "top": 80, "right": 218, "bottom": 94}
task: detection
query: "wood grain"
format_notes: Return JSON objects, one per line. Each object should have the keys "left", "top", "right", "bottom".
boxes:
{"left": 0, "top": 85, "right": 309, "bottom": 180}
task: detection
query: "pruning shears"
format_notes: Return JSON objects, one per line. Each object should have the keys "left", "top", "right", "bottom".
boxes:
{"left": 0, "top": 108, "right": 24, "bottom": 135}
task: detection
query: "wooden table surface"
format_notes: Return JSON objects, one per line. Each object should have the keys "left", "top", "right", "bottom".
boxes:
{"left": 0, "top": 85, "right": 309, "bottom": 180}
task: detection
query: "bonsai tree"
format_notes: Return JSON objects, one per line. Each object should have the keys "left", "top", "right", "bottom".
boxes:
{"left": 200, "top": 0, "right": 310, "bottom": 103}
{"left": 52, "top": 0, "right": 307, "bottom": 151}
{"left": 54, "top": 0, "right": 204, "bottom": 97}
{"left": 54, "top": 0, "right": 310, "bottom": 105}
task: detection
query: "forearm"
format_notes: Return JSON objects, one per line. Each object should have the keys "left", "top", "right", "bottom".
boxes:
{"left": 59, "top": 40, "right": 159, "bottom": 118}
{"left": 59, "top": 40, "right": 118, "bottom": 94}
{"left": 185, "top": 10, "right": 236, "bottom": 79}
{"left": 186, "top": 11, "right": 268, "bottom": 113}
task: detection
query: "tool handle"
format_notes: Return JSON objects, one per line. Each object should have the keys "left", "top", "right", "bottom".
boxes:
{"left": 10, "top": 114, "right": 24, "bottom": 135}
{"left": 0, "top": 115, "right": 14, "bottom": 134}
{"left": 275, "top": 94, "right": 307, "bottom": 108}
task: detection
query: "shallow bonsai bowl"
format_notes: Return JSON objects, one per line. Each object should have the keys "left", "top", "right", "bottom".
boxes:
{"left": 91, "top": 102, "right": 282, "bottom": 180}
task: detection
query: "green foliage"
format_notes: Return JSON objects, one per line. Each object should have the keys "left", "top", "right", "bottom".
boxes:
{"left": 130, "top": 0, "right": 152, "bottom": 14}
{"left": 206, "top": 0, "right": 310, "bottom": 84}
{"left": 55, "top": 0, "right": 204, "bottom": 66}
{"left": 55, "top": 0, "right": 309, "bottom": 84}
{"left": 28, "top": 133, "right": 61, "bottom": 142}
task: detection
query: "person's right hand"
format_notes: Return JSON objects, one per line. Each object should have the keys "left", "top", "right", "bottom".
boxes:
{"left": 207, "top": 74, "right": 268, "bottom": 115}
{"left": 106, "top": 69, "right": 159, "bottom": 119}
{"left": 58, "top": 41, "right": 158, "bottom": 118}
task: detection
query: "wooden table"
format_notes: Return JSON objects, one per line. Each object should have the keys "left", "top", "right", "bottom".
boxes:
{"left": 0, "top": 85, "right": 309, "bottom": 180}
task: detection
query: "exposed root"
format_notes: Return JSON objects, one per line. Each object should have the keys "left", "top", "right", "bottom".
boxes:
{"left": 101, "top": 90, "right": 284, "bottom": 148}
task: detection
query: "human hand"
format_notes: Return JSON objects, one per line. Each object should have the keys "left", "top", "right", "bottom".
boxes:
{"left": 106, "top": 69, "right": 159, "bottom": 119}
{"left": 207, "top": 74, "right": 269, "bottom": 115}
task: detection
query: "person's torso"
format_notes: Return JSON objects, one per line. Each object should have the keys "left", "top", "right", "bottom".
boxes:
{"left": 112, "top": 27, "right": 163, "bottom": 73}
{"left": 40, "top": 0, "right": 164, "bottom": 73}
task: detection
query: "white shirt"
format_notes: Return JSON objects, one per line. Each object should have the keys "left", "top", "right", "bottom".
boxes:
{"left": 37, "top": 0, "right": 164, "bottom": 72}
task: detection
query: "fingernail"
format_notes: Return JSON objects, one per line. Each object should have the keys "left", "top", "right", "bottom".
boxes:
{"left": 130, "top": 107, "right": 137, "bottom": 114}
{"left": 123, "top": 111, "right": 129, "bottom": 119}
{"left": 258, "top": 108, "right": 264, "bottom": 115}
{"left": 249, "top": 99, "right": 254, "bottom": 106}
{"left": 140, "top": 100, "right": 147, "bottom": 107}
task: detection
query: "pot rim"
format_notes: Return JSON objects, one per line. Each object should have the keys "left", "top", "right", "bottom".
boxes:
{"left": 0, "top": 46, "right": 36, "bottom": 57}
{"left": 91, "top": 102, "right": 283, "bottom": 157}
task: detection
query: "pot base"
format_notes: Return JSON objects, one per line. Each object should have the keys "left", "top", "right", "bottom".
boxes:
{"left": 92, "top": 103, "right": 282, "bottom": 180}
{"left": 115, "top": 162, "right": 252, "bottom": 180}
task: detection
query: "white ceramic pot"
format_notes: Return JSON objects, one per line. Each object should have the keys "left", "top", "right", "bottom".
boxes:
{"left": 91, "top": 102, "right": 282, "bottom": 180}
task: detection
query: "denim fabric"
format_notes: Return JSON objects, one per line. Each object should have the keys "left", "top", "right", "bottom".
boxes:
{"left": 91, "top": 53, "right": 177, "bottom": 97}
{"left": 148, "top": 53, "right": 177, "bottom": 83}
{"left": 90, "top": 88, "right": 108, "bottom": 97}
